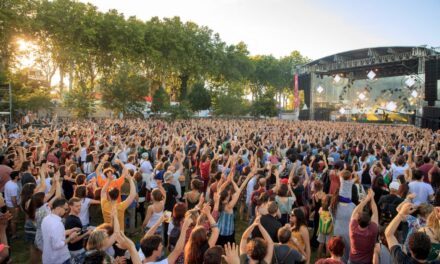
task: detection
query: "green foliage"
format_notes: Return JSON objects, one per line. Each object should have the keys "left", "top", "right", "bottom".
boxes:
{"left": 188, "top": 82, "right": 211, "bottom": 111}
{"left": 100, "top": 68, "right": 149, "bottom": 115}
{"left": 250, "top": 90, "right": 278, "bottom": 117}
{"left": 9, "top": 70, "right": 53, "bottom": 112}
{"left": 151, "top": 86, "right": 169, "bottom": 113}
{"left": 64, "top": 86, "right": 95, "bottom": 118}
{"left": 1, "top": 0, "right": 313, "bottom": 116}
{"left": 167, "top": 102, "right": 193, "bottom": 120}
{"left": 212, "top": 83, "right": 249, "bottom": 116}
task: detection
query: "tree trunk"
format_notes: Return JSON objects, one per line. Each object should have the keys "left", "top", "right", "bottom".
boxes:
{"left": 179, "top": 74, "right": 189, "bottom": 101}
{"left": 59, "top": 66, "right": 65, "bottom": 95}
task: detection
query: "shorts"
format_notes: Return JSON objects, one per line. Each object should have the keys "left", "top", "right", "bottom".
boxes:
{"left": 7, "top": 207, "right": 18, "bottom": 223}
{"left": 317, "top": 233, "right": 331, "bottom": 244}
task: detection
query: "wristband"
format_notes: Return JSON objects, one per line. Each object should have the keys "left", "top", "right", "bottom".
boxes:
{"left": 210, "top": 223, "right": 218, "bottom": 228}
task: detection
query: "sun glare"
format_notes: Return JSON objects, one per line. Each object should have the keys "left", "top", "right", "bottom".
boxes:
{"left": 15, "top": 38, "right": 38, "bottom": 68}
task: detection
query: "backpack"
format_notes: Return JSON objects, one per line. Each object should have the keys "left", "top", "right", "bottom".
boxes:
{"left": 380, "top": 200, "right": 399, "bottom": 226}
{"left": 318, "top": 211, "right": 333, "bottom": 235}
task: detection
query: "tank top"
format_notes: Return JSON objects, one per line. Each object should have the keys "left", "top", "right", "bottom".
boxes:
{"left": 147, "top": 210, "right": 164, "bottom": 228}
{"left": 288, "top": 228, "right": 306, "bottom": 253}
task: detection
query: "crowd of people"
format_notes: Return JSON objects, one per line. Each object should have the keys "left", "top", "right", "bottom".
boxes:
{"left": 0, "top": 118, "right": 439, "bottom": 264}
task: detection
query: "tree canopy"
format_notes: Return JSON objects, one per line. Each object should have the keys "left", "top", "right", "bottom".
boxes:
{"left": 0, "top": 0, "right": 311, "bottom": 118}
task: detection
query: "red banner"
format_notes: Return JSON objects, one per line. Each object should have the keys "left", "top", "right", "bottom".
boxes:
{"left": 294, "top": 74, "right": 299, "bottom": 108}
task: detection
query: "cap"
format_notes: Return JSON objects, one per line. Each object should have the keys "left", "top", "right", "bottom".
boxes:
{"left": 389, "top": 181, "right": 400, "bottom": 190}
{"left": 141, "top": 152, "right": 149, "bottom": 159}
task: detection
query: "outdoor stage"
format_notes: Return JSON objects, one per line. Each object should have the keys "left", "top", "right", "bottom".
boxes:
{"left": 296, "top": 46, "right": 440, "bottom": 129}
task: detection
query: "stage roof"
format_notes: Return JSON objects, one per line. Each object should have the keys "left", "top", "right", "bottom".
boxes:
{"left": 298, "top": 46, "right": 440, "bottom": 76}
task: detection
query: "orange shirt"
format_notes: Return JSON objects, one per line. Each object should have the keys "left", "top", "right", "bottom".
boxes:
{"left": 97, "top": 175, "right": 125, "bottom": 202}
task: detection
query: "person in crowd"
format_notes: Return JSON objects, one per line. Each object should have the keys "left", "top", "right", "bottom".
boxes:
{"left": 65, "top": 197, "right": 93, "bottom": 264}
{"left": 330, "top": 189, "right": 356, "bottom": 263}
{"left": 409, "top": 169, "right": 434, "bottom": 205}
{"left": 378, "top": 181, "right": 404, "bottom": 226}
{"left": 184, "top": 179, "right": 204, "bottom": 210}
{"left": 289, "top": 208, "right": 311, "bottom": 264}
{"left": 140, "top": 213, "right": 192, "bottom": 264}
{"left": 41, "top": 198, "right": 80, "bottom": 264}
{"left": 348, "top": 188, "right": 379, "bottom": 264}
{"left": 240, "top": 217, "right": 274, "bottom": 264}
{"left": 184, "top": 204, "right": 219, "bottom": 264}
{"left": 74, "top": 185, "right": 100, "bottom": 227}
{"left": 4, "top": 171, "right": 20, "bottom": 239}
{"left": 100, "top": 160, "right": 136, "bottom": 232}
{"left": 385, "top": 202, "right": 440, "bottom": 263}
{"left": 252, "top": 201, "right": 282, "bottom": 242}
{"left": 273, "top": 225, "right": 306, "bottom": 263}
{"left": 316, "top": 236, "right": 345, "bottom": 264}
{"left": 142, "top": 184, "right": 166, "bottom": 234}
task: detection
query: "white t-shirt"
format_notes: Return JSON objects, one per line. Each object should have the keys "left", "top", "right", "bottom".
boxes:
{"left": 36, "top": 178, "right": 52, "bottom": 194}
{"left": 79, "top": 198, "right": 92, "bottom": 226}
{"left": 4, "top": 180, "right": 19, "bottom": 207}
{"left": 125, "top": 163, "right": 137, "bottom": 172}
{"left": 391, "top": 163, "right": 409, "bottom": 181}
{"left": 409, "top": 181, "right": 434, "bottom": 205}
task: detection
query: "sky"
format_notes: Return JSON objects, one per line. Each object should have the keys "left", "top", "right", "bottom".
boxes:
{"left": 79, "top": 0, "right": 440, "bottom": 60}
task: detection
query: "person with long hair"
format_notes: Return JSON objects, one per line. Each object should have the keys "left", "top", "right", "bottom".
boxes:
{"left": 418, "top": 208, "right": 440, "bottom": 261}
{"left": 184, "top": 179, "right": 203, "bottom": 210}
{"left": 215, "top": 167, "right": 254, "bottom": 246}
{"left": 167, "top": 203, "right": 187, "bottom": 264}
{"left": 288, "top": 208, "right": 311, "bottom": 264}
{"left": 184, "top": 204, "right": 219, "bottom": 264}
{"left": 330, "top": 189, "right": 355, "bottom": 263}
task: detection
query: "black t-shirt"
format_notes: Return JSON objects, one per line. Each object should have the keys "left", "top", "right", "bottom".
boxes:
{"left": 62, "top": 180, "right": 74, "bottom": 200}
{"left": 273, "top": 244, "right": 304, "bottom": 264}
{"left": 390, "top": 245, "right": 440, "bottom": 264}
{"left": 252, "top": 214, "right": 282, "bottom": 242}
{"left": 21, "top": 172, "right": 36, "bottom": 186}
{"left": 163, "top": 183, "right": 178, "bottom": 212}
{"left": 65, "top": 215, "right": 83, "bottom": 251}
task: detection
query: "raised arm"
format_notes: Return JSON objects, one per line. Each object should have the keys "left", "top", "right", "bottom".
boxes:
{"left": 168, "top": 215, "right": 192, "bottom": 264}
{"left": 351, "top": 189, "right": 373, "bottom": 221}
{"left": 35, "top": 163, "right": 47, "bottom": 193}
{"left": 202, "top": 204, "right": 219, "bottom": 247}
{"left": 385, "top": 203, "right": 415, "bottom": 249}
{"left": 100, "top": 174, "right": 112, "bottom": 202}
{"left": 240, "top": 221, "right": 257, "bottom": 254}
{"left": 257, "top": 220, "right": 274, "bottom": 263}
{"left": 370, "top": 191, "right": 379, "bottom": 225}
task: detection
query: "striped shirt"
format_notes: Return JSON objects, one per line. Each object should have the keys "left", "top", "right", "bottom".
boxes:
{"left": 218, "top": 211, "right": 234, "bottom": 236}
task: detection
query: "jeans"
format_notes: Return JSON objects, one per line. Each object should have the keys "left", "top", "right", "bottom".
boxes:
{"left": 70, "top": 248, "right": 85, "bottom": 264}
{"left": 125, "top": 207, "right": 136, "bottom": 234}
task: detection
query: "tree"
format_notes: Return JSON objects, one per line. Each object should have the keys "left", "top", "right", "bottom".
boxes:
{"left": 101, "top": 67, "right": 149, "bottom": 116}
{"left": 0, "top": 0, "right": 37, "bottom": 82}
{"left": 64, "top": 83, "right": 95, "bottom": 118}
{"left": 212, "top": 82, "right": 249, "bottom": 116}
{"left": 10, "top": 70, "right": 53, "bottom": 112}
{"left": 250, "top": 90, "right": 278, "bottom": 117}
{"left": 151, "top": 86, "right": 169, "bottom": 113}
{"left": 188, "top": 82, "right": 211, "bottom": 111}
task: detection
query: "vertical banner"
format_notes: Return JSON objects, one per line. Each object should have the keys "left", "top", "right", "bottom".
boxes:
{"left": 294, "top": 74, "right": 299, "bottom": 108}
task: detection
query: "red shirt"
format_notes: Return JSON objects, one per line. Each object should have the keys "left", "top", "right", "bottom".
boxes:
{"left": 329, "top": 170, "right": 340, "bottom": 195}
{"left": 199, "top": 161, "right": 210, "bottom": 180}
{"left": 349, "top": 219, "right": 378, "bottom": 263}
